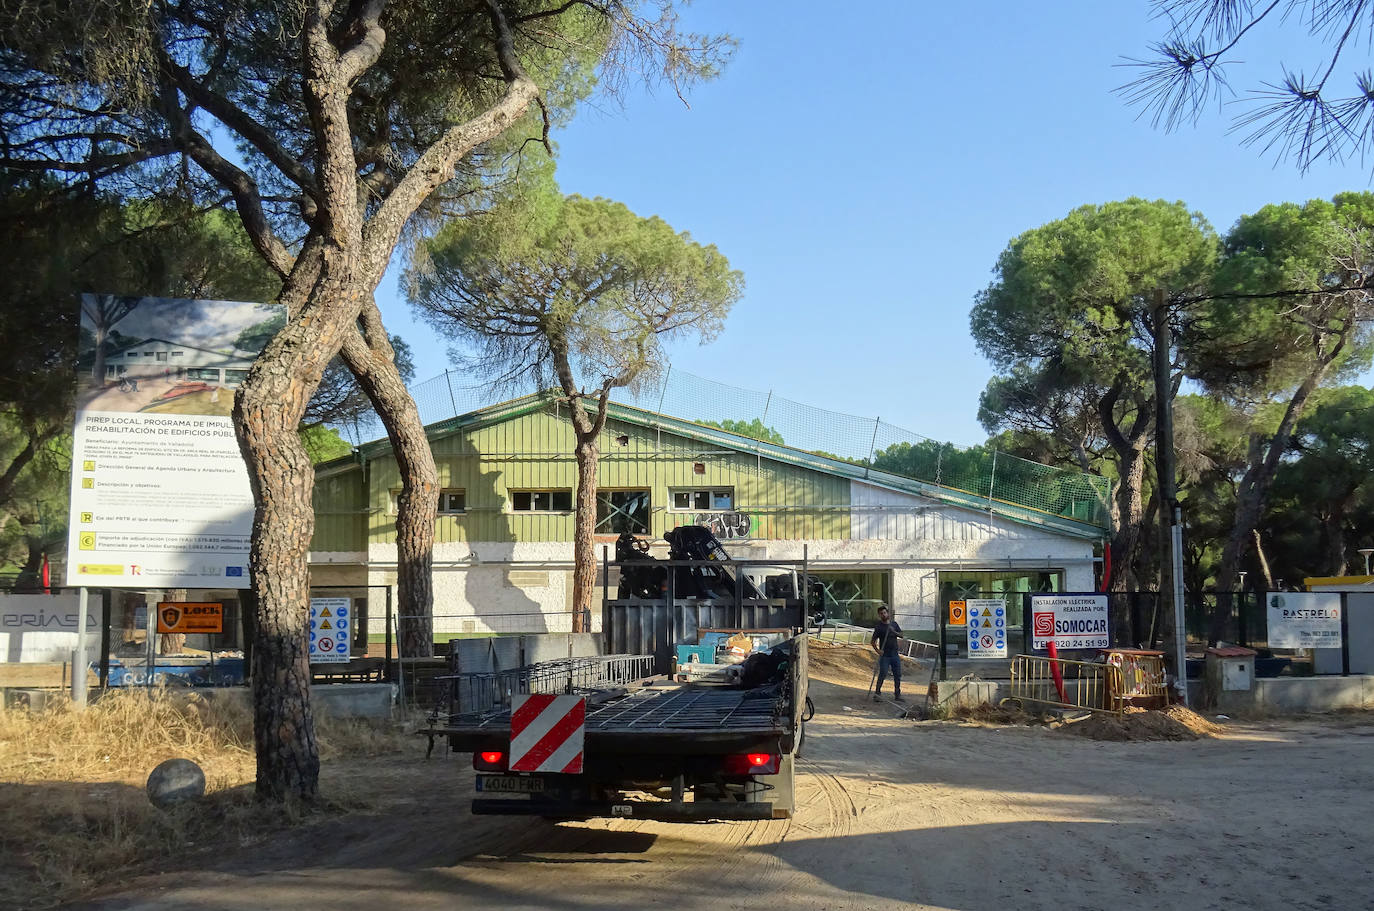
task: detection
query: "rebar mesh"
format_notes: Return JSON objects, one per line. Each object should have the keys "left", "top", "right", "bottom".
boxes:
{"left": 342, "top": 366, "right": 1111, "bottom": 528}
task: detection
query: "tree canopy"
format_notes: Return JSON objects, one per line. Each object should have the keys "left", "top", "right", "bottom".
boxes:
{"left": 700, "top": 418, "right": 784, "bottom": 445}
{"left": 409, "top": 186, "right": 742, "bottom": 628}
{"left": 1, "top": 0, "right": 731, "bottom": 800}
{"left": 972, "top": 197, "right": 1218, "bottom": 591}
{"left": 1122, "top": 1, "right": 1374, "bottom": 171}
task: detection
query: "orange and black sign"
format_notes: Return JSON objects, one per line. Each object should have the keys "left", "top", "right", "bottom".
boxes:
{"left": 948, "top": 600, "right": 967, "bottom": 625}
{"left": 156, "top": 602, "right": 223, "bottom": 634}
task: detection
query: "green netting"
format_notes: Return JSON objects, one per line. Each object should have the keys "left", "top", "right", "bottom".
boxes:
{"left": 345, "top": 367, "right": 1112, "bottom": 530}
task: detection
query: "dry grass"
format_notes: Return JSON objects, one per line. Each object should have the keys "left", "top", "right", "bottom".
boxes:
{"left": 0, "top": 688, "right": 412, "bottom": 909}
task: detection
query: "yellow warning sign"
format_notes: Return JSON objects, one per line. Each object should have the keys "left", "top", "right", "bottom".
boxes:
{"left": 319, "top": 619, "right": 333, "bottom": 630}
{"left": 948, "top": 601, "right": 967, "bottom": 625}
{"left": 320, "top": 607, "right": 333, "bottom": 617}
{"left": 983, "top": 618, "right": 993, "bottom": 628}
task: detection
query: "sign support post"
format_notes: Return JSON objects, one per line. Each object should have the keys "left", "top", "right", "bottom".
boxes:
{"left": 72, "top": 586, "right": 90, "bottom": 707}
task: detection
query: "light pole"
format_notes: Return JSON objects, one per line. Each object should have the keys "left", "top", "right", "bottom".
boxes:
{"left": 1359, "top": 548, "right": 1374, "bottom": 577}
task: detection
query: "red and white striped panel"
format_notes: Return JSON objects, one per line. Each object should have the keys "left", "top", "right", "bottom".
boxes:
{"left": 509, "top": 694, "right": 585, "bottom": 774}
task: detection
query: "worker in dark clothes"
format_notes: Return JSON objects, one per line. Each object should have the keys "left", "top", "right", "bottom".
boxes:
{"left": 871, "top": 605, "right": 904, "bottom": 702}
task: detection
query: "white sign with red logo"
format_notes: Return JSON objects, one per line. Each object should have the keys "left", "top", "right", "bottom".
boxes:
{"left": 1030, "top": 594, "right": 1109, "bottom": 650}
{"left": 509, "top": 694, "right": 586, "bottom": 774}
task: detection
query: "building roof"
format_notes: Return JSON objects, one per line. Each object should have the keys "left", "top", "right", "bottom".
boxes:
{"left": 333, "top": 391, "right": 1109, "bottom": 540}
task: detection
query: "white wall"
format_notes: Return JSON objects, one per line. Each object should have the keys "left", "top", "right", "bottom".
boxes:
{"left": 355, "top": 482, "right": 1098, "bottom": 637}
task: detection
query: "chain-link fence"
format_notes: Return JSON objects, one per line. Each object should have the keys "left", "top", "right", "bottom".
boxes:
{"left": 340, "top": 367, "right": 1112, "bottom": 528}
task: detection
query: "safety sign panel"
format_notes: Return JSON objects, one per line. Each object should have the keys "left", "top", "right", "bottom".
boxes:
{"left": 965, "top": 599, "right": 1008, "bottom": 658}
{"left": 1030, "top": 594, "right": 1109, "bottom": 650}
{"left": 509, "top": 694, "right": 585, "bottom": 773}
{"left": 308, "top": 597, "right": 352, "bottom": 664}
{"left": 948, "top": 600, "right": 967, "bottom": 625}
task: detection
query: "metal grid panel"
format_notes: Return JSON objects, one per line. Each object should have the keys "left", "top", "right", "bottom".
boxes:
{"left": 583, "top": 687, "right": 781, "bottom": 731}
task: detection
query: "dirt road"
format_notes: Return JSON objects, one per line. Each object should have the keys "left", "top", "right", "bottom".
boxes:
{"left": 70, "top": 675, "right": 1374, "bottom": 911}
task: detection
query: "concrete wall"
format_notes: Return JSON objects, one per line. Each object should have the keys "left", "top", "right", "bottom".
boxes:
{"left": 191, "top": 683, "right": 395, "bottom": 719}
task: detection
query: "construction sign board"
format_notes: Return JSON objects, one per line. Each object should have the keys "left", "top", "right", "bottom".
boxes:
{"left": 65, "top": 295, "right": 284, "bottom": 589}
{"left": 156, "top": 601, "right": 223, "bottom": 634}
{"left": 947, "top": 600, "right": 967, "bottom": 625}
{"left": 965, "top": 599, "right": 1007, "bottom": 658}
{"left": 308, "top": 597, "right": 352, "bottom": 664}
{"left": 1266, "top": 592, "right": 1341, "bottom": 649}
{"left": 1030, "top": 594, "right": 1109, "bottom": 650}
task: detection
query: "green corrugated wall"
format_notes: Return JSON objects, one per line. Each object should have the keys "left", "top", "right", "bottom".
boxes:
{"left": 309, "top": 404, "right": 851, "bottom": 546}
{"left": 311, "top": 463, "right": 367, "bottom": 551}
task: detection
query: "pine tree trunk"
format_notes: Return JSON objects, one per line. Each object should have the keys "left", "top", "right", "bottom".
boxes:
{"left": 1108, "top": 448, "right": 1146, "bottom": 594}
{"left": 1211, "top": 364, "right": 1331, "bottom": 643}
{"left": 235, "top": 263, "right": 364, "bottom": 801}
{"left": 572, "top": 438, "right": 598, "bottom": 634}
{"left": 341, "top": 302, "right": 437, "bottom": 658}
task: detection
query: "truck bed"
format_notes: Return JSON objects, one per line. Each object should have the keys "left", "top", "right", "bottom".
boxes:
{"left": 438, "top": 681, "right": 794, "bottom": 754}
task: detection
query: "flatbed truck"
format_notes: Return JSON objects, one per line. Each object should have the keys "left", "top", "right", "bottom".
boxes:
{"left": 435, "top": 633, "right": 809, "bottom": 821}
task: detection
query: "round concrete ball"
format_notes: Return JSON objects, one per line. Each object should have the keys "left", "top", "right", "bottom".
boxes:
{"left": 146, "top": 758, "right": 206, "bottom": 809}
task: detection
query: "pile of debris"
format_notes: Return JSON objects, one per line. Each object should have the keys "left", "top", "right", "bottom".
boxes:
{"left": 1056, "top": 705, "right": 1223, "bottom": 742}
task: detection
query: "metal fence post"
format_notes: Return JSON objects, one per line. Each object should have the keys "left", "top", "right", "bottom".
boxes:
{"left": 988, "top": 448, "right": 998, "bottom": 508}
{"left": 864, "top": 417, "right": 880, "bottom": 479}
{"left": 444, "top": 368, "right": 459, "bottom": 420}
{"left": 384, "top": 585, "right": 394, "bottom": 683}
{"left": 1340, "top": 593, "right": 1350, "bottom": 677}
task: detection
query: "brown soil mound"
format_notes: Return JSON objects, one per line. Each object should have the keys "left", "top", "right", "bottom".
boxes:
{"left": 947, "top": 703, "right": 1052, "bottom": 726}
{"left": 807, "top": 641, "right": 884, "bottom": 688}
{"left": 1058, "top": 705, "right": 1222, "bottom": 742}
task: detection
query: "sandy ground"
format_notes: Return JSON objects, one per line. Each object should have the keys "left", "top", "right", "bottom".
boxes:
{"left": 65, "top": 648, "right": 1374, "bottom": 911}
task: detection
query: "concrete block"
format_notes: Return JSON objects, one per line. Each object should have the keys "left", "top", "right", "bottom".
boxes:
{"left": 932, "top": 679, "right": 1004, "bottom": 711}
{"left": 524, "top": 633, "right": 603, "bottom": 664}
{"left": 311, "top": 682, "right": 395, "bottom": 719}
{"left": 1256, "top": 677, "right": 1366, "bottom": 713}
{"left": 188, "top": 682, "right": 396, "bottom": 720}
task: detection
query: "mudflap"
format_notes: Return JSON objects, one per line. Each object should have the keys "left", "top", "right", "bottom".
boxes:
{"left": 747, "top": 753, "right": 796, "bottom": 819}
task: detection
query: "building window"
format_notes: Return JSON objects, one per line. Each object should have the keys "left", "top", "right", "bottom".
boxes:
{"left": 156, "top": 351, "right": 168, "bottom": 362}
{"left": 438, "top": 489, "right": 466, "bottom": 514}
{"left": 511, "top": 489, "right": 572, "bottom": 512}
{"left": 223, "top": 369, "right": 249, "bottom": 385}
{"left": 187, "top": 368, "right": 220, "bottom": 381}
{"left": 596, "top": 490, "right": 650, "bottom": 534}
{"left": 670, "top": 488, "right": 734, "bottom": 512}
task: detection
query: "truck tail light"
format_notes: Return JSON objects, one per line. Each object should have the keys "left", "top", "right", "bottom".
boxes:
{"left": 723, "top": 753, "right": 779, "bottom": 775}
{"left": 473, "top": 750, "right": 507, "bottom": 771}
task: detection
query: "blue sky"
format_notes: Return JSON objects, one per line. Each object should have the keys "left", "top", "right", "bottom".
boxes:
{"left": 377, "top": 1, "right": 1364, "bottom": 444}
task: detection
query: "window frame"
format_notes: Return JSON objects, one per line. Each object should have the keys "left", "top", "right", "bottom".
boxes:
{"left": 438, "top": 488, "right": 466, "bottom": 515}
{"left": 669, "top": 487, "right": 735, "bottom": 513}
{"left": 509, "top": 488, "right": 573, "bottom": 513}
{"left": 594, "top": 488, "right": 651, "bottom": 534}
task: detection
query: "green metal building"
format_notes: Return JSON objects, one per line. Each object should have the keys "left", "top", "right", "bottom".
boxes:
{"left": 310, "top": 393, "right": 1108, "bottom": 639}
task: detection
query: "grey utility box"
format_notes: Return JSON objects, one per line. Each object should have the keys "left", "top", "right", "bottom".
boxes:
{"left": 1203, "top": 646, "right": 1257, "bottom": 712}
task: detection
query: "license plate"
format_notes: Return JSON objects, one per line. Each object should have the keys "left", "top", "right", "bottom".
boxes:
{"left": 476, "top": 775, "right": 545, "bottom": 794}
